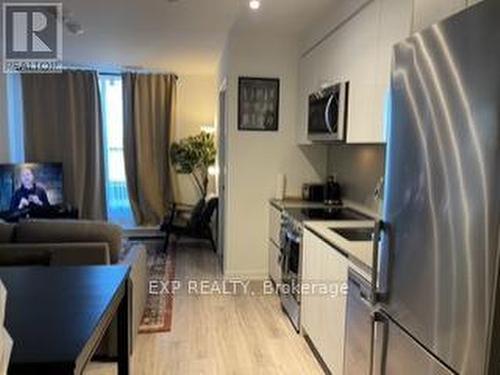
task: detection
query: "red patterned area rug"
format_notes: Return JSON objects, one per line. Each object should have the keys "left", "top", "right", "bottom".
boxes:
{"left": 138, "top": 239, "right": 176, "bottom": 334}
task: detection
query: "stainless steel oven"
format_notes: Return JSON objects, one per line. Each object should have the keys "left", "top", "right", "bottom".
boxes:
{"left": 307, "top": 82, "right": 349, "bottom": 142}
{"left": 279, "top": 206, "right": 372, "bottom": 332}
{"left": 279, "top": 214, "right": 302, "bottom": 332}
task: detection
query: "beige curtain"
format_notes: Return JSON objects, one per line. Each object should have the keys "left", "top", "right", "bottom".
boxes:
{"left": 22, "top": 70, "right": 106, "bottom": 220}
{"left": 122, "top": 73, "right": 177, "bottom": 226}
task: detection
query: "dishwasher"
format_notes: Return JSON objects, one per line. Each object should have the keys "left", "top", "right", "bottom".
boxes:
{"left": 344, "top": 269, "right": 374, "bottom": 375}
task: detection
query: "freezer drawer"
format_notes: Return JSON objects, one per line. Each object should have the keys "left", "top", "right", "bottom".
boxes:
{"left": 372, "top": 311, "right": 454, "bottom": 375}
{"left": 344, "top": 270, "right": 374, "bottom": 375}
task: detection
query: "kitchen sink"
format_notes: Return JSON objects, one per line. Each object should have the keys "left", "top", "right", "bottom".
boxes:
{"left": 331, "top": 227, "right": 374, "bottom": 242}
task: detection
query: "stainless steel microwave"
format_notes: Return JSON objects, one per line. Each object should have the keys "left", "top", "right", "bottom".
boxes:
{"left": 307, "top": 82, "right": 348, "bottom": 142}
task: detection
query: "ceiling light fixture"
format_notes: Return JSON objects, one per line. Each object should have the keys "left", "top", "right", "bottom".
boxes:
{"left": 249, "top": 0, "right": 261, "bottom": 10}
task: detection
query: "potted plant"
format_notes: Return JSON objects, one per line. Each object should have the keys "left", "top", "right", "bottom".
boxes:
{"left": 170, "top": 131, "right": 217, "bottom": 199}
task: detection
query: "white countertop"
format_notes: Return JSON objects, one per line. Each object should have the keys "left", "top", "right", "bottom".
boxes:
{"left": 269, "top": 198, "right": 329, "bottom": 210}
{"left": 304, "top": 220, "right": 376, "bottom": 279}
{"left": 270, "top": 198, "right": 381, "bottom": 220}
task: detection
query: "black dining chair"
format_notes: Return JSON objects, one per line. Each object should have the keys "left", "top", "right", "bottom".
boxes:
{"left": 160, "top": 197, "right": 218, "bottom": 253}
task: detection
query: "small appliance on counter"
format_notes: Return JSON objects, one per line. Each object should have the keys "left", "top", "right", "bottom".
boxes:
{"left": 324, "top": 175, "right": 342, "bottom": 205}
{"left": 302, "top": 183, "right": 325, "bottom": 202}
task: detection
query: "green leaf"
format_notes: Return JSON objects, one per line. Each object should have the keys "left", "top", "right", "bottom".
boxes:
{"left": 170, "top": 131, "right": 217, "bottom": 197}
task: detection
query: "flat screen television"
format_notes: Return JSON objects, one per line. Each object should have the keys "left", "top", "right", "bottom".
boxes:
{"left": 0, "top": 163, "right": 64, "bottom": 213}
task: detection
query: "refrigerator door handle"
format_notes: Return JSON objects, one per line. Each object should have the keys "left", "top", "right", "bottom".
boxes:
{"left": 371, "top": 311, "right": 388, "bottom": 375}
{"left": 371, "top": 220, "right": 389, "bottom": 301}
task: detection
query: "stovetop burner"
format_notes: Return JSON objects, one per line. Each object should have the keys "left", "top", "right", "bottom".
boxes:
{"left": 285, "top": 206, "right": 372, "bottom": 222}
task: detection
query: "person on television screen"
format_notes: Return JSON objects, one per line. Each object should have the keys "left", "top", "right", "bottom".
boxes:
{"left": 10, "top": 167, "right": 50, "bottom": 212}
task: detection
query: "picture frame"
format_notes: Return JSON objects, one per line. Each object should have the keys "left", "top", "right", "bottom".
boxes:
{"left": 238, "top": 77, "right": 280, "bottom": 131}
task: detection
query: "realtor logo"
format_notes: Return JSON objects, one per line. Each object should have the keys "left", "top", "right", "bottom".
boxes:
{"left": 3, "top": 3, "right": 62, "bottom": 73}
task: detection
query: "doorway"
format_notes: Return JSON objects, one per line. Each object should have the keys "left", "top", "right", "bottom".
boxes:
{"left": 217, "top": 83, "right": 227, "bottom": 273}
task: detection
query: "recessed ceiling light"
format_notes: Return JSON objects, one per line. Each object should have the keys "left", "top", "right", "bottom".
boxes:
{"left": 249, "top": 0, "right": 260, "bottom": 10}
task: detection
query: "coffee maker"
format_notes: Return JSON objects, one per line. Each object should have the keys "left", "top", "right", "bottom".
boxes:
{"left": 324, "top": 175, "right": 342, "bottom": 206}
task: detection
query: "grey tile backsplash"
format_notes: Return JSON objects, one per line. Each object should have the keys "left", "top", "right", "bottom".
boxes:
{"left": 327, "top": 144, "right": 386, "bottom": 214}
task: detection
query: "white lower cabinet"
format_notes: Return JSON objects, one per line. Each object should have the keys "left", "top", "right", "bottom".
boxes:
{"left": 268, "top": 205, "right": 282, "bottom": 246}
{"left": 302, "top": 229, "right": 349, "bottom": 374}
{"left": 268, "top": 240, "right": 281, "bottom": 284}
{"left": 268, "top": 204, "right": 282, "bottom": 283}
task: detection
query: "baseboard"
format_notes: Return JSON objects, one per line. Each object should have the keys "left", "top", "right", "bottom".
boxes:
{"left": 223, "top": 269, "right": 268, "bottom": 280}
{"left": 303, "top": 331, "right": 332, "bottom": 375}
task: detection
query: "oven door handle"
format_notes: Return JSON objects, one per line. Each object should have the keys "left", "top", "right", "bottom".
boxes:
{"left": 280, "top": 243, "right": 289, "bottom": 275}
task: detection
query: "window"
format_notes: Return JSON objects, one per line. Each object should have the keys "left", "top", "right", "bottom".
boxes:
{"left": 99, "top": 74, "right": 135, "bottom": 227}
{"left": 6, "top": 73, "right": 25, "bottom": 162}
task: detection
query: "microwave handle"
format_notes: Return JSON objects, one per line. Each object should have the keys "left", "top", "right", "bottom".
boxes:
{"left": 324, "top": 94, "right": 335, "bottom": 134}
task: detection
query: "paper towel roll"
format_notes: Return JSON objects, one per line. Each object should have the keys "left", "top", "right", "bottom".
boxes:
{"left": 275, "top": 174, "right": 286, "bottom": 200}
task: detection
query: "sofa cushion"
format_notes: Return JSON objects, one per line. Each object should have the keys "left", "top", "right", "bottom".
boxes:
{"left": 0, "top": 249, "right": 52, "bottom": 266}
{"left": 15, "top": 220, "right": 123, "bottom": 263}
{"left": 0, "top": 222, "right": 15, "bottom": 243}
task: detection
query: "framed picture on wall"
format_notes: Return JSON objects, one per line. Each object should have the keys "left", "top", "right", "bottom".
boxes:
{"left": 238, "top": 77, "right": 280, "bottom": 131}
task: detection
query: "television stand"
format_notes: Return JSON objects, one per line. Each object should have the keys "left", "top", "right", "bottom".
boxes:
{"left": 0, "top": 204, "right": 79, "bottom": 223}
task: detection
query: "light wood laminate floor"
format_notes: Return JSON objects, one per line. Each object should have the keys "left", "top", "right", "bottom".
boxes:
{"left": 86, "top": 240, "right": 324, "bottom": 375}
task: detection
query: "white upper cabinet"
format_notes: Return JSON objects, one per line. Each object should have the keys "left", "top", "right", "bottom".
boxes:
{"left": 412, "top": 0, "right": 467, "bottom": 32}
{"left": 372, "top": 0, "right": 413, "bottom": 143}
{"left": 297, "top": 0, "right": 479, "bottom": 145}
{"left": 341, "top": 1, "right": 379, "bottom": 144}
{"left": 297, "top": 0, "right": 413, "bottom": 145}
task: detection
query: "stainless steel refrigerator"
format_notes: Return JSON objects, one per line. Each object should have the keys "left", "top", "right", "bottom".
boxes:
{"left": 373, "top": 1, "right": 500, "bottom": 374}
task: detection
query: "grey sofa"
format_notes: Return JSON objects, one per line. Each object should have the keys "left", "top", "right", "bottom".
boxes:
{"left": 0, "top": 219, "right": 148, "bottom": 357}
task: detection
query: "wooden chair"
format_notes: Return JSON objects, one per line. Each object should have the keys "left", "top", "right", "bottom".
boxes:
{"left": 160, "top": 197, "right": 218, "bottom": 253}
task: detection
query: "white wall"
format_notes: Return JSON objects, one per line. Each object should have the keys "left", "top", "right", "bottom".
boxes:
{"left": 221, "top": 32, "right": 327, "bottom": 278}
{"left": 0, "top": 73, "right": 9, "bottom": 163}
{"left": 175, "top": 75, "right": 216, "bottom": 140}
{"left": 171, "top": 74, "right": 217, "bottom": 204}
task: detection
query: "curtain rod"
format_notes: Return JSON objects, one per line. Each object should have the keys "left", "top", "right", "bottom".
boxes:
{"left": 99, "top": 72, "right": 121, "bottom": 77}
{"left": 98, "top": 71, "right": 179, "bottom": 79}
{"left": 63, "top": 63, "right": 179, "bottom": 79}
